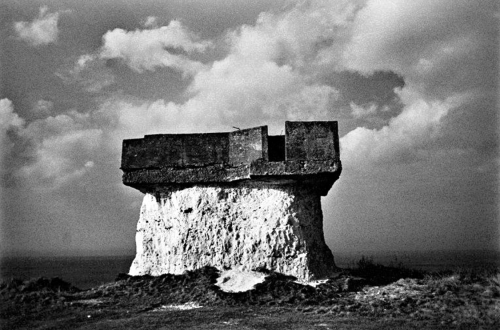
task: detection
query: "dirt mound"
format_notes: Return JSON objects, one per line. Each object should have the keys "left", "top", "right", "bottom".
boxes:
{"left": 109, "top": 267, "right": 363, "bottom": 307}
{"left": 1, "top": 277, "right": 79, "bottom": 294}
{"left": 1, "top": 265, "right": 499, "bottom": 329}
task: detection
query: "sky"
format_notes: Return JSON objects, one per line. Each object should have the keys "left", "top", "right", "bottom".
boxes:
{"left": 0, "top": 0, "right": 498, "bottom": 257}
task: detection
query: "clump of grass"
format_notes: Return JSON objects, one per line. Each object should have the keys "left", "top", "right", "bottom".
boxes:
{"left": 426, "top": 266, "right": 499, "bottom": 283}
{"left": 424, "top": 266, "right": 500, "bottom": 297}
{"left": 348, "top": 256, "right": 425, "bottom": 286}
{"left": 488, "top": 272, "right": 500, "bottom": 287}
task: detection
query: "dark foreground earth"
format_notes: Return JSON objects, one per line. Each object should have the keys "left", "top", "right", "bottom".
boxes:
{"left": 1, "top": 260, "right": 499, "bottom": 329}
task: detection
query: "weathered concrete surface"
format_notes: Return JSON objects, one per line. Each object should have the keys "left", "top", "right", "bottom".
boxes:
{"left": 121, "top": 122, "right": 341, "bottom": 192}
{"left": 129, "top": 183, "right": 337, "bottom": 281}
{"left": 285, "top": 121, "right": 339, "bottom": 161}
{"left": 121, "top": 126, "right": 267, "bottom": 170}
{"left": 122, "top": 161, "right": 340, "bottom": 196}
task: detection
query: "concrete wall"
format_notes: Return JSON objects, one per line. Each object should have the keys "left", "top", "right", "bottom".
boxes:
{"left": 229, "top": 126, "right": 268, "bottom": 165}
{"left": 121, "top": 122, "right": 340, "bottom": 174}
{"left": 122, "top": 126, "right": 269, "bottom": 170}
{"left": 285, "top": 121, "right": 339, "bottom": 161}
{"left": 122, "top": 133, "right": 229, "bottom": 169}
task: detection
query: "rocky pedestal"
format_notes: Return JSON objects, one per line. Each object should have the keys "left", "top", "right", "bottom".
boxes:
{"left": 122, "top": 121, "right": 341, "bottom": 281}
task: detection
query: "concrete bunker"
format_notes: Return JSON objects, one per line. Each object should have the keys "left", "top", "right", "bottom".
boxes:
{"left": 122, "top": 121, "right": 342, "bottom": 281}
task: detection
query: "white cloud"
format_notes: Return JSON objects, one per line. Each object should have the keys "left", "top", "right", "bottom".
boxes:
{"left": 350, "top": 102, "right": 378, "bottom": 118}
{"left": 14, "top": 6, "right": 59, "bottom": 46}
{"left": 90, "top": 0, "right": 496, "bottom": 170}
{"left": 17, "top": 126, "right": 101, "bottom": 188}
{"left": 336, "top": 0, "right": 498, "bottom": 168}
{"left": 144, "top": 16, "right": 158, "bottom": 28}
{"left": 341, "top": 88, "right": 466, "bottom": 166}
{"left": 97, "top": 98, "right": 193, "bottom": 148}
{"left": 95, "top": 79, "right": 338, "bottom": 155}
{"left": 99, "top": 20, "right": 211, "bottom": 74}
{"left": 226, "top": 0, "right": 359, "bottom": 73}
{"left": 0, "top": 99, "right": 24, "bottom": 133}
{"left": 10, "top": 0, "right": 497, "bottom": 193}
{"left": 32, "top": 100, "right": 54, "bottom": 118}
{"left": 56, "top": 54, "right": 116, "bottom": 93}
{"left": 92, "top": 3, "right": 351, "bottom": 142}
{"left": 342, "top": 0, "right": 498, "bottom": 96}
{"left": 178, "top": 1, "right": 354, "bottom": 132}
{"left": 0, "top": 99, "right": 25, "bottom": 174}
{"left": 1, "top": 106, "right": 102, "bottom": 189}
{"left": 188, "top": 57, "right": 337, "bottom": 132}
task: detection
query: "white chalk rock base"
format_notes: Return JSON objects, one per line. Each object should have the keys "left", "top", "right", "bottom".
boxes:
{"left": 129, "top": 183, "right": 337, "bottom": 281}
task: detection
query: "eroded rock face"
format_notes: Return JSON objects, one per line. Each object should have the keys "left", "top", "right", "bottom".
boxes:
{"left": 129, "top": 182, "right": 337, "bottom": 281}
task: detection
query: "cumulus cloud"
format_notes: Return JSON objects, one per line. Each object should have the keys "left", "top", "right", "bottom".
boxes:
{"left": 338, "top": 0, "right": 498, "bottom": 168}
{"left": 99, "top": 20, "right": 212, "bottom": 74}
{"left": 80, "top": 0, "right": 497, "bottom": 175}
{"left": 0, "top": 99, "right": 24, "bottom": 133}
{"left": 1, "top": 100, "right": 101, "bottom": 189}
{"left": 51, "top": 1, "right": 356, "bottom": 147}
{"left": 350, "top": 102, "right": 378, "bottom": 118}
{"left": 56, "top": 54, "right": 116, "bottom": 93}
{"left": 91, "top": 5, "right": 352, "bottom": 143}
{"left": 99, "top": 83, "right": 337, "bottom": 147}
{"left": 14, "top": 6, "right": 59, "bottom": 46}
{"left": 91, "top": 0, "right": 497, "bottom": 166}
{"left": 341, "top": 88, "right": 466, "bottom": 166}
{"left": 0, "top": 99, "right": 21, "bottom": 250}
{"left": 18, "top": 131, "right": 101, "bottom": 188}
{"left": 96, "top": 97, "right": 195, "bottom": 148}
{"left": 17, "top": 110, "right": 102, "bottom": 188}
{"left": 12, "top": 0, "right": 498, "bottom": 191}
{"left": 225, "top": 0, "right": 359, "bottom": 73}
{"left": 188, "top": 57, "right": 339, "bottom": 133}
{"left": 32, "top": 100, "right": 54, "bottom": 118}
{"left": 0, "top": 99, "right": 25, "bottom": 172}
{"left": 342, "top": 0, "right": 498, "bottom": 96}
{"left": 144, "top": 16, "right": 158, "bottom": 28}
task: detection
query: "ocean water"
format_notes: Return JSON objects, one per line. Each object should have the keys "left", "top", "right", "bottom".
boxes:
{"left": 1, "top": 251, "right": 498, "bottom": 290}
{"left": 334, "top": 250, "right": 500, "bottom": 271}
{"left": 0, "top": 255, "right": 135, "bottom": 289}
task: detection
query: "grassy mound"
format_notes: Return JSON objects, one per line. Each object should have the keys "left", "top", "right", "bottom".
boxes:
{"left": 1, "top": 259, "right": 499, "bottom": 329}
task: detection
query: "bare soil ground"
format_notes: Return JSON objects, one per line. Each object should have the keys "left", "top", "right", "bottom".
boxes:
{"left": 1, "top": 260, "right": 499, "bottom": 329}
